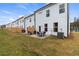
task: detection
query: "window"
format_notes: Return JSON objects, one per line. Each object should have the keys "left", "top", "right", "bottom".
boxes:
{"left": 29, "top": 18, "right": 31, "bottom": 22}
{"left": 54, "top": 22, "right": 58, "bottom": 32}
{"left": 59, "top": 4, "right": 65, "bottom": 14}
{"left": 22, "top": 19, "right": 24, "bottom": 23}
{"left": 44, "top": 24, "right": 48, "bottom": 32}
{"left": 20, "top": 20, "right": 21, "bottom": 23}
{"left": 39, "top": 26, "right": 41, "bottom": 32}
{"left": 46, "top": 10, "right": 50, "bottom": 17}
{"left": 16, "top": 21, "right": 19, "bottom": 25}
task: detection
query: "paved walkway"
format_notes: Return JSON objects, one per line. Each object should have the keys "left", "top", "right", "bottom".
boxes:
{"left": 30, "top": 35, "right": 48, "bottom": 39}
{"left": 18, "top": 33, "right": 49, "bottom": 39}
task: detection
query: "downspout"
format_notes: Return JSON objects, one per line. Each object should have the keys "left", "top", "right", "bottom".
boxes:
{"left": 67, "top": 3, "right": 69, "bottom": 37}
{"left": 24, "top": 17, "right": 26, "bottom": 30}
{"left": 34, "top": 12, "right": 36, "bottom": 34}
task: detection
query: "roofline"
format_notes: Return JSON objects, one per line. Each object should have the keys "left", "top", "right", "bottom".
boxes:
{"left": 34, "top": 3, "right": 56, "bottom": 13}
{"left": 6, "top": 16, "right": 25, "bottom": 25}
{"left": 12, "top": 16, "right": 25, "bottom": 23}
{"left": 24, "top": 13, "right": 34, "bottom": 19}
{"left": 6, "top": 3, "right": 56, "bottom": 25}
{"left": 24, "top": 3, "right": 56, "bottom": 19}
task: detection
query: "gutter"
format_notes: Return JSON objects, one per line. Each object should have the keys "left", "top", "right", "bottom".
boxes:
{"left": 67, "top": 3, "right": 69, "bottom": 37}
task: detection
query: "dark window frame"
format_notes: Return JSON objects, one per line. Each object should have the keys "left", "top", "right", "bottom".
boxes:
{"left": 59, "top": 4, "right": 65, "bottom": 14}
{"left": 44, "top": 24, "right": 48, "bottom": 32}
{"left": 46, "top": 9, "right": 50, "bottom": 17}
{"left": 29, "top": 18, "right": 31, "bottom": 22}
{"left": 54, "top": 22, "right": 58, "bottom": 32}
{"left": 39, "top": 26, "right": 41, "bottom": 32}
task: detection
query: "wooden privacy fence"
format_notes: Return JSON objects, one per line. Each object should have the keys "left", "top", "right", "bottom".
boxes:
{"left": 6, "top": 27, "right": 22, "bottom": 33}
{"left": 27, "top": 26, "right": 36, "bottom": 34}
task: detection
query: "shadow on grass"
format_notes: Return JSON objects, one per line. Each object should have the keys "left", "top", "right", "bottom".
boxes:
{"left": 46, "top": 35, "right": 58, "bottom": 40}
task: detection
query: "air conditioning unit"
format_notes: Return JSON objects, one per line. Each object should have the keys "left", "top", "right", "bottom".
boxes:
{"left": 57, "top": 32, "right": 64, "bottom": 39}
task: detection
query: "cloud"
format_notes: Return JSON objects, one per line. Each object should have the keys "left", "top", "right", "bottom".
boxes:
{"left": 0, "top": 15, "right": 16, "bottom": 23}
{"left": 17, "top": 4, "right": 33, "bottom": 14}
{"left": 18, "top": 5, "right": 27, "bottom": 10}
{"left": 0, "top": 17, "right": 16, "bottom": 25}
{"left": 18, "top": 15, "right": 24, "bottom": 18}
{"left": 1, "top": 10, "right": 13, "bottom": 14}
{"left": 9, "top": 18, "right": 15, "bottom": 21}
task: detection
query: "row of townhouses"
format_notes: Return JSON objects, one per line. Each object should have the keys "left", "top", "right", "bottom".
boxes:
{"left": 6, "top": 3, "right": 70, "bottom": 37}
{"left": 70, "top": 17, "right": 79, "bottom": 32}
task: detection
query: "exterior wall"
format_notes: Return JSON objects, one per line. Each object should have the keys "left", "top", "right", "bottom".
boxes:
{"left": 25, "top": 15, "right": 35, "bottom": 33}
{"left": 9, "top": 17, "right": 25, "bottom": 29}
{"left": 12, "top": 22, "right": 16, "bottom": 28}
{"left": 16, "top": 20, "right": 19, "bottom": 28}
{"left": 19, "top": 18, "right": 25, "bottom": 29}
{"left": 6, "top": 24, "right": 9, "bottom": 28}
{"left": 6, "top": 23, "right": 12, "bottom": 28}
{"left": 35, "top": 3, "right": 69, "bottom": 37}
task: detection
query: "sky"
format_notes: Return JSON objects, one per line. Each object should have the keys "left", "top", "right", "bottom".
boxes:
{"left": 0, "top": 3, "right": 46, "bottom": 25}
{"left": 69, "top": 3, "right": 79, "bottom": 22}
{"left": 0, "top": 3, "right": 79, "bottom": 25}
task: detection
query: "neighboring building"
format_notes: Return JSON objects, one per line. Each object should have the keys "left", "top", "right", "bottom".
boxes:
{"left": 70, "top": 18, "right": 79, "bottom": 32}
{"left": 6, "top": 16, "right": 25, "bottom": 29}
{"left": 0, "top": 25, "right": 6, "bottom": 29}
{"left": 18, "top": 17, "right": 25, "bottom": 29}
{"left": 11, "top": 22, "right": 16, "bottom": 28}
{"left": 6, "top": 16, "right": 25, "bottom": 33}
{"left": 24, "top": 14, "right": 35, "bottom": 33}
{"left": 6, "top": 23, "right": 12, "bottom": 28}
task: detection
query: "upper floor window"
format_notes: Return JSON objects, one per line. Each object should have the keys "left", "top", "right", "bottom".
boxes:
{"left": 29, "top": 18, "right": 31, "bottom": 22}
{"left": 16, "top": 21, "right": 19, "bottom": 24}
{"left": 59, "top": 4, "right": 65, "bottom": 14}
{"left": 46, "top": 9, "right": 50, "bottom": 17}
{"left": 22, "top": 19, "right": 24, "bottom": 23}
{"left": 20, "top": 20, "right": 22, "bottom": 23}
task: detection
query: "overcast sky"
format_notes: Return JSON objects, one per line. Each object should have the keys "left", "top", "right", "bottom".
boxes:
{"left": 0, "top": 3, "right": 79, "bottom": 25}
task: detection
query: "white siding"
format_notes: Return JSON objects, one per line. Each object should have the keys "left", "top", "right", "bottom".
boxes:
{"left": 25, "top": 15, "right": 34, "bottom": 33}
{"left": 35, "top": 3, "right": 68, "bottom": 37}
{"left": 19, "top": 18, "right": 25, "bottom": 29}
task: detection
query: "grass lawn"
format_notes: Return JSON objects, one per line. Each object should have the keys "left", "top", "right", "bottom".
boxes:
{"left": 0, "top": 29, "right": 79, "bottom": 56}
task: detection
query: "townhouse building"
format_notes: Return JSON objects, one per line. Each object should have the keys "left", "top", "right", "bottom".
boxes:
{"left": 35, "top": 3, "right": 69, "bottom": 37}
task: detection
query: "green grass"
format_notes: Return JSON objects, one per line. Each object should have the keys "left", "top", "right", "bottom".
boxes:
{"left": 0, "top": 29, "right": 79, "bottom": 56}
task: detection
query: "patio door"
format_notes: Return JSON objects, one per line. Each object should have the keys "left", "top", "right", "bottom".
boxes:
{"left": 39, "top": 26, "right": 41, "bottom": 32}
